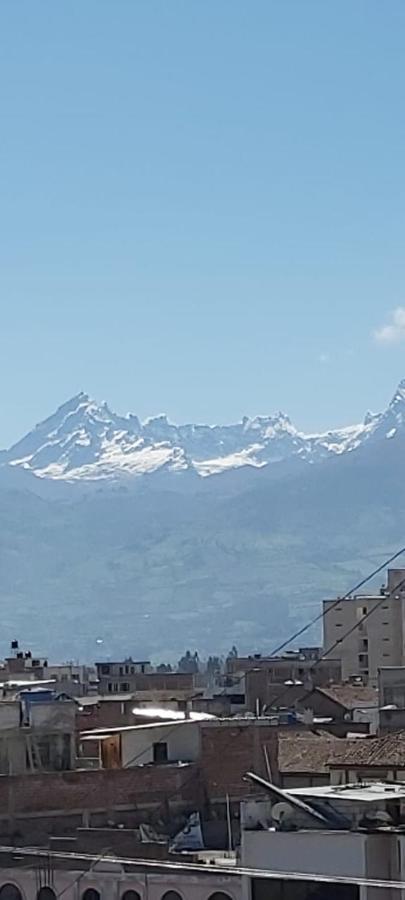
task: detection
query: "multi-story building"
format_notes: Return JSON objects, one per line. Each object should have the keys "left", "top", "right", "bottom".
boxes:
{"left": 226, "top": 652, "right": 341, "bottom": 687}
{"left": 95, "top": 660, "right": 194, "bottom": 696}
{"left": 323, "top": 567, "right": 405, "bottom": 684}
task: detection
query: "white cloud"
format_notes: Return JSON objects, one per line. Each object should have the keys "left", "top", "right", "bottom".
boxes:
{"left": 374, "top": 307, "right": 405, "bottom": 344}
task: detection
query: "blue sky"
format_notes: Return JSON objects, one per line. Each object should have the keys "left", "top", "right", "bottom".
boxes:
{"left": 1, "top": 1, "right": 405, "bottom": 445}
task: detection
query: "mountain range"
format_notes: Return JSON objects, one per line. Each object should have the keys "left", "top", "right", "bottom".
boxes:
{"left": 2, "top": 381, "right": 405, "bottom": 485}
{"left": 1, "top": 382, "right": 405, "bottom": 661}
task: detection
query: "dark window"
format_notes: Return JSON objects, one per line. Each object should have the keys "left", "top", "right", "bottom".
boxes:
{"left": 108, "top": 682, "right": 113, "bottom": 693}
{"left": 82, "top": 891, "right": 100, "bottom": 900}
{"left": 252, "top": 878, "right": 358, "bottom": 900}
{"left": 130, "top": 666, "right": 135, "bottom": 674}
{"left": 101, "top": 665, "right": 110, "bottom": 675}
{"left": 122, "top": 892, "right": 141, "bottom": 900}
{"left": 119, "top": 666, "right": 124, "bottom": 676}
{"left": 120, "top": 683, "right": 130, "bottom": 692}
{"left": 37, "top": 889, "right": 57, "bottom": 900}
{"left": 161, "top": 893, "right": 182, "bottom": 900}
{"left": 125, "top": 666, "right": 129, "bottom": 675}
{"left": 208, "top": 894, "right": 232, "bottom": 900}
{"left": 153, "top": 742, "right": 168, "bottom": 763}
{"left": 113, "top": 683, "right": 119, "bottom": 692}
{"left": 0, "top": 887, "right": 23, "bottom": 900}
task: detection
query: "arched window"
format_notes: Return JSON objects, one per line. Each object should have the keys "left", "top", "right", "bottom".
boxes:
{"left": 122, "top": 891, "right": 141, "bottom": 900}
{"left": 0, "top": 885, "right": 23, "bottom": 900}
{"left": 37, "top": 889, "right": 56, "bottom": 900}
{"left": 208, "top": 894, "right": 233, "bottom": 900}
{"left": 161, "top": 892, "right": 182, "bottom": 900}
{"left": 82, "top": 890, "right": 101, "bottom": 900}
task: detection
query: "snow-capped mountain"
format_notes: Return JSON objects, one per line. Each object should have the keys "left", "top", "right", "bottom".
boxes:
{"left": 2, "top": 381, "right": 405, "bottom": 483}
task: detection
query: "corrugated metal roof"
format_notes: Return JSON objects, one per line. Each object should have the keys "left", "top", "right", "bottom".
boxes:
{"left": 291, "top": 782, "right": 405, "bottom": 801}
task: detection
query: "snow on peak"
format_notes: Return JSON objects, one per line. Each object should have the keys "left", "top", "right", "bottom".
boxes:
{"left": 3, "top": 381, "right": 405, "bottom": 483}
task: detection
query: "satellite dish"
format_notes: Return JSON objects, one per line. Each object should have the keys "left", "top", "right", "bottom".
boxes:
{"left": 271, "top": 802, "right": 295, "bottom": 827}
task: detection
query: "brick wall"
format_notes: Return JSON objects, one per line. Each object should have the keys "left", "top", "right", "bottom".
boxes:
{"left": 199, "top": 721, "right": 280, "bottom": 802}
{"left": 0, "top": 762, "right": 200, "bottom": 819}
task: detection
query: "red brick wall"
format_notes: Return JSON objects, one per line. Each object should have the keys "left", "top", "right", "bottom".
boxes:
{"left": 199, "top": 722, "right": 280, "bottom": 802}
{"left": 0, "top": 763, "right": 200, "bottom": 817}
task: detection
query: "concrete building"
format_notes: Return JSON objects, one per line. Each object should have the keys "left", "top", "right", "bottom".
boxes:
{"left": 241, "top": 780, "right": 405, "bottom": 900}
{"left": 0, "top": 689, "right": 76, "bottom": 774}
{"left": 95, "top": 662, "right": 194, "bottom": 696}
{"left": 227, "top": 652, "right": 341, "bottom": 688}
{"left": 323, "top": 567, "right": 405, "bottom": 684}
{"left": 0, "top": 848, "right": 242, "bottom": 900}
{"left": 379, "top": 666, "right": 405, "bottom": 731}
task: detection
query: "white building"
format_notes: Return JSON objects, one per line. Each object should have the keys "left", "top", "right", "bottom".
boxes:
{"left": 0, "top": 850, "right": 241, "bottom": 900}
{"left": 240, "top": 779, "right": 405, "bottom": 900}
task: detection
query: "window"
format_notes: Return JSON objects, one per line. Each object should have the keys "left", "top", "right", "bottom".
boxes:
{"left": 37, "top": 890, "right": 56, "bottom": 900}
{"left": 335, "top": 623, "right": 343, "bottom": 627}
{"left": 82, "top": 891, "right": 100, "bottom": 900}
{"left": 161, "top": 893, "right": 182, "bottom": 900}
{"left": 107, "top": 682, "right": 113, "bottom": 692}
{"left": 122, "top": 892, "right": 141, "bottom": 900}
{"left": 208, "top": 894, "right": 233, "bottom": 900}
{"left": 130, "top": 666, "right": 135, "bottom": 674}
{"left": 119, "top": 666, "right": 124, "bottom": 676}
{"left": 125, "top": 665, "right": 129, "bottom": 674}
{"left": 101, "top": 665, "right": 110, "bottom": 675}
{"left": 383, "top": 638, "right": 390, "bottom": 641}
{"left": 0, "top": 887, "right": 23, "bottom": 900}
{"left": 113, "top": 683, "right": 119, "bottom": 692}
{"left": 361, "top": 639, "right": 368, "bottom": 650}
{"left": 153, "top": 742, "right": 168, "bottom": 763}
{"left": 362, "top": 607, "right": 367, "bottom": 615}
{"left": 120, "top": 682, "right": 130, "bottom": 692}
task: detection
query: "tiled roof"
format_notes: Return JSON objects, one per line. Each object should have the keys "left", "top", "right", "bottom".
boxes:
{"left": 278, "top": 732, "right": 344, "bottom": 774}
{"left": 318, "top": 684, "right": 378, "bottom": 709}
{"left": 329, "top": 731, "right": 405, "bottom": 767}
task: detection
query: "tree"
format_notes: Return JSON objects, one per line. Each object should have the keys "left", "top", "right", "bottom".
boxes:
{"left": 177, "top": 650, "right": 199, "bottom": 674}
{"left": 156, "top": 663, "right": 172, "bottom": 673}
{"left": 206, "top": 655, "right": 222, "bottom": 675}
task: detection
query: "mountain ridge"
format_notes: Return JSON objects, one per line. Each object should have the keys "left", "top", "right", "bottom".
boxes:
{"left": 1, "top": 381, "right": 405, "bottom": 484}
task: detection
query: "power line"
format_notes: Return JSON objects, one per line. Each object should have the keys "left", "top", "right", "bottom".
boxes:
{"left": 189, "top": 544, "right": 405, "bottom": 704}
{"left": 264, "top": 571, "right": 405, "bottom": 715}
{"left": 268, "top": 544, "right": 405, "bottom": 657}
{"left": 6, "top": 845, "right": 405, "bottom": 891}
{"left": 124, "top": 565, "right": 405, "bottom": 817}
{"left": 90, "top": 546, "right": 405, "bottom": 812}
